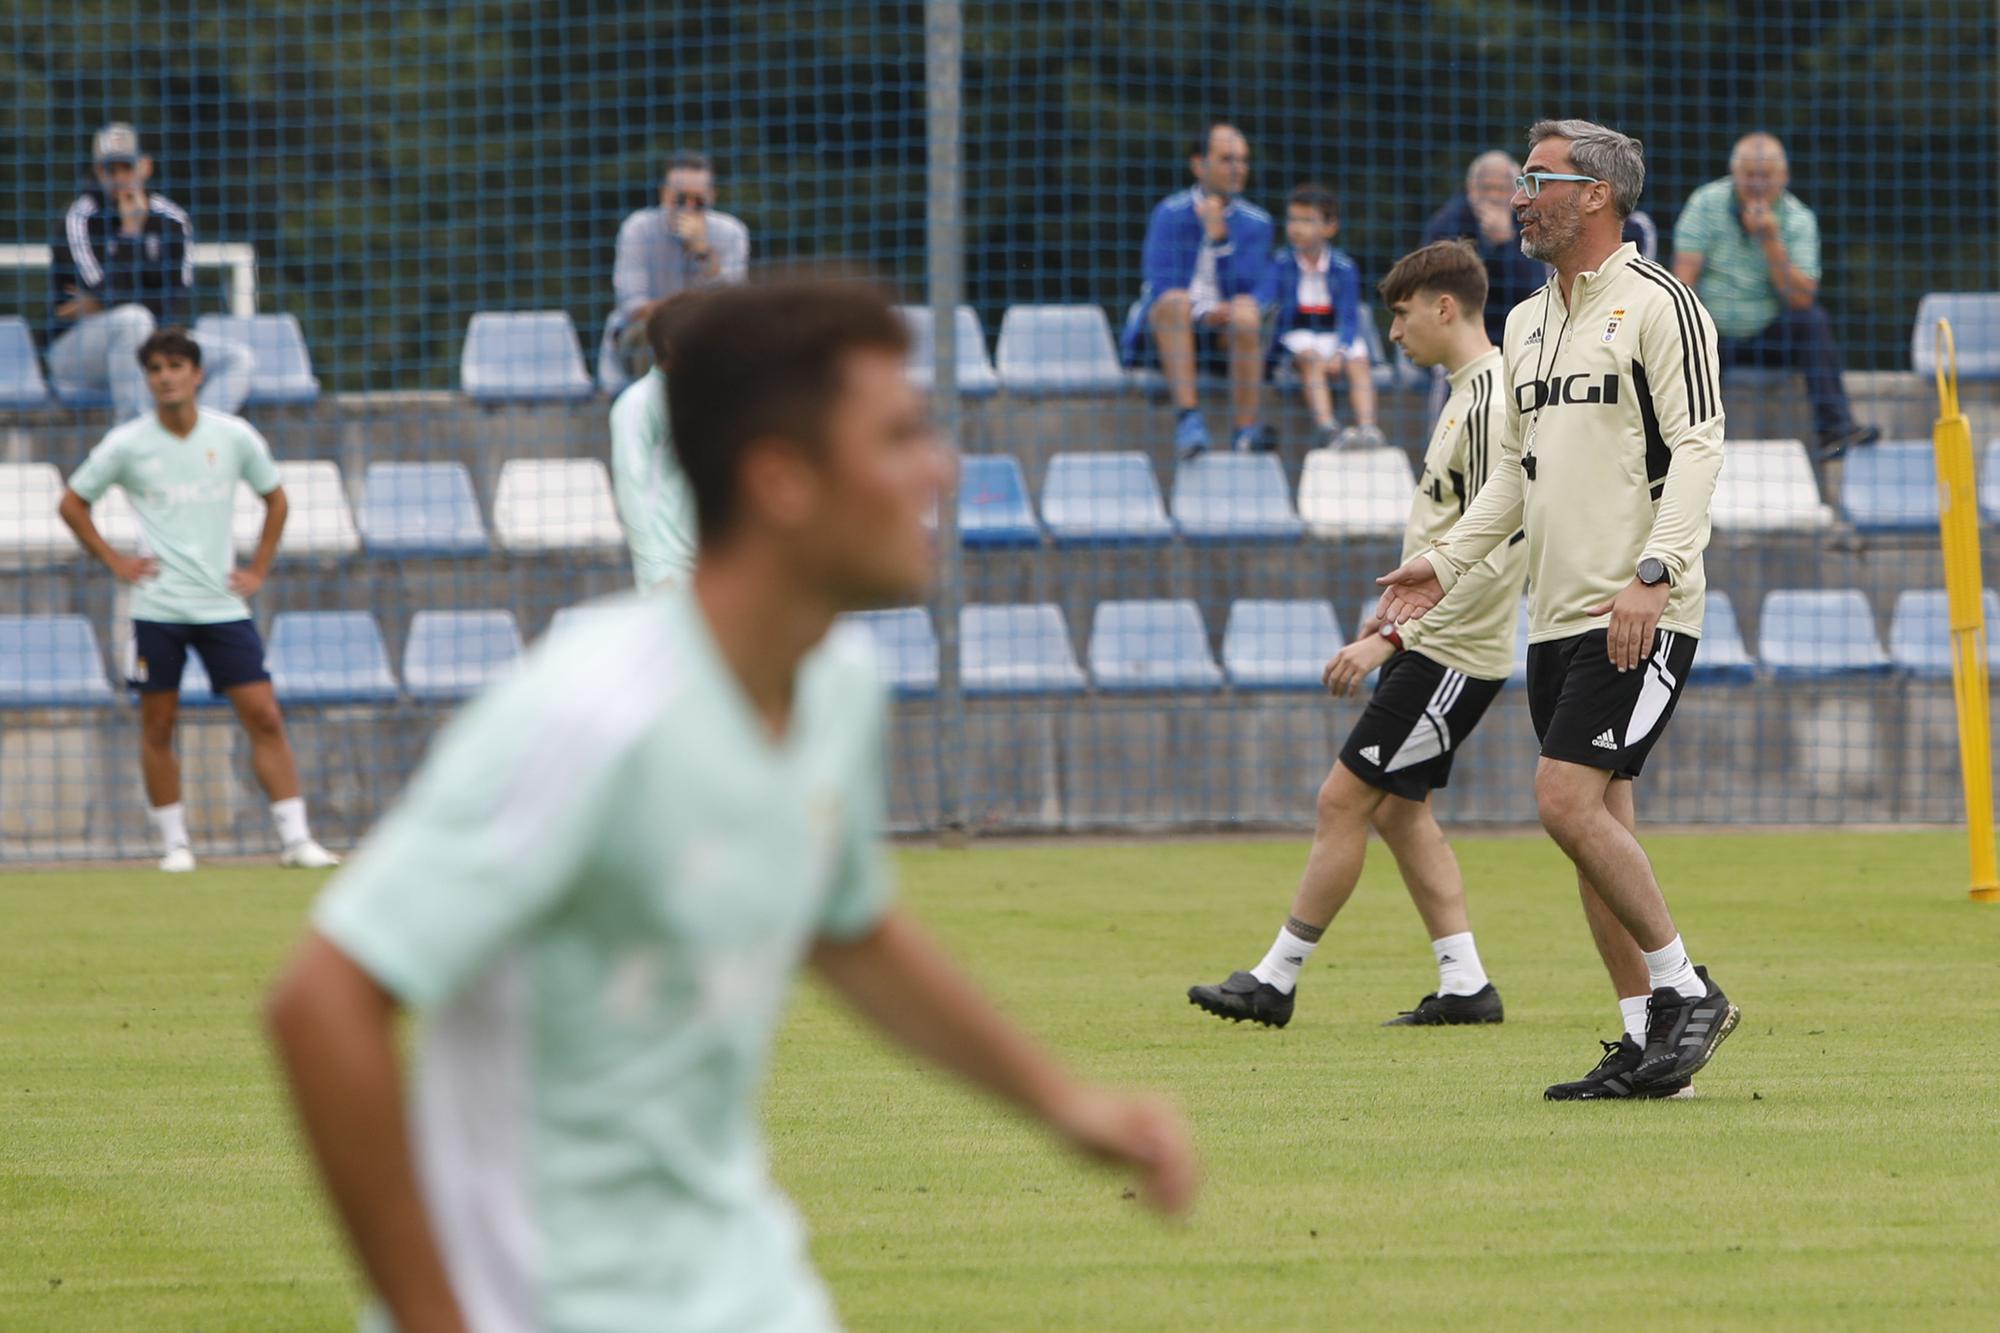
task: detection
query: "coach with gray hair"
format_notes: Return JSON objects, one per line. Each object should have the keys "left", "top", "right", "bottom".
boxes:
{"left": 599, "top": 148, "right": 751, "bottom": 391}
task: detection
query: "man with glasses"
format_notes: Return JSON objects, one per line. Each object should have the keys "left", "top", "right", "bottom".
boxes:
{"left": 1672, "top": 132, "right": 1879, "bottom": 461}
{"left": 599, "top": 148, "right": 750, "bottom": 392}
{"left": 1377, "top": 119, "right": 1741, "bottom": 1102}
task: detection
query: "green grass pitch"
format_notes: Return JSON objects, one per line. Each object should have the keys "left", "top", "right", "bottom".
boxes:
{"left": 4, "top": 831, "right": 1998, "bottom": 1329}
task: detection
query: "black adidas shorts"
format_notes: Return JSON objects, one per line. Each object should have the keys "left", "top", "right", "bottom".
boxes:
{"left": 1526, "top": 628, "right": 1697, "bottom": 780}
{"left": 1337, "top": 650, "right": 1507, "bottom": 802}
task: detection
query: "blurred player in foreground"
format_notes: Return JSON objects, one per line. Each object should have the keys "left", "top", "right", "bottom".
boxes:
{"left": 1377, "top": 120, "right": 1739, "bottom": 1101}
{"left": 1189, "top": 240, "right": 1523, "bottom": 1029}
{"left": 609, "top": 295, "right": 700, "bottom": 591}
{"left": 266, "top": 272, "right": 1197, "bottom": 1332}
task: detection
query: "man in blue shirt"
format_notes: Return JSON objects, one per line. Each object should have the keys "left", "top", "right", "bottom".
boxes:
{"left": 1121, "top": 123, "right": 1277, "bottom": 456}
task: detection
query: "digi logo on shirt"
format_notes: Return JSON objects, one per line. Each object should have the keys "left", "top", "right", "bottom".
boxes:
{"left": 1514, "top": 372, "right": 1622, "bottom": 413}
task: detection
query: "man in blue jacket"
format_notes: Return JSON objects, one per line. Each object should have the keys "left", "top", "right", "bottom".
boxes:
{"left": 1121, "top": 124, "right": 1276, "bottom": 456}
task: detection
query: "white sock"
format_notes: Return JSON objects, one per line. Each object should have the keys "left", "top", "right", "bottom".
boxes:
{"left": 1250, "top": 926, "right": 1320, "bottom": 995}
{"left": 148, "top": 802, "right": 190, "bottom": 853}
{"left": 1431, "top": 931, "right": 1489, "bottom": 996}
{"left": 270, "top": 797, "right": 311, "bottom": 849}
{"left": 1642, "top": 934, "right": 1707, "bottom": 999}
{"left": 1619, "top": 995, "right": 1650, "bottom": 1044}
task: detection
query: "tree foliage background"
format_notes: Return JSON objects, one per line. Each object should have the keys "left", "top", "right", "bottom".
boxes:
{"left": 2, "top": 0, "right": 1990, "bottom": 389}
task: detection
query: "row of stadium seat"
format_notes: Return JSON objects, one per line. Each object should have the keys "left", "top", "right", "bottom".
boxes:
{"left": 7, "top": 292, "right": 1998, "bottom": 412}
{"left": 10, "top": 438, "right": 1987, "bottom": 565}
{"left": 846, "top": 585, "right": 1992, "bottom": 697}
{"left": 1, "top": 584, "right": 1988, "bottom": 709}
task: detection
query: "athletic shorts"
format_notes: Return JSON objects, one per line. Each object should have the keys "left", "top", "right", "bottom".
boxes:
{"left": 1338, "top": 650, "right": 1507, "bottom": 802}
{"left": 1526, "top": 628, "right": 1697, "bottom": 780}
{"left": 129, "top": 619, "right": 270, "bottom": 695}
{"left": 1279, "top": 329, "right": 1371, "bottom": 366}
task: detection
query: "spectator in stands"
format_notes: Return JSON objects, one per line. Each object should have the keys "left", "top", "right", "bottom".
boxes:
{"left": 1426, "top": 150, "right": 1659, "bottom": 345}
{"left": 1673, "top": 132, "right": 1880, "bottom": 460}
{"left": 610, "top": 297, "right": 700, "bottom": 592}
{"left": 599, "top": 149, "right": 750, "bottom": 393}
{"left": 1269, "top": 184, "right": 1382, "bottom": 450}
{"left": 49, "top": 123, "right": 253, "bottom": 422}
{"left": 57, "top": 328, "right": 337, "bottom": 874}
{"left": 1120, "top": 123, "right": 1277, "bottom": 457}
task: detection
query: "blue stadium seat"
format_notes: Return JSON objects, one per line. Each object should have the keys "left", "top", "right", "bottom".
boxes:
{"left": 1888, "top": 588, "right": 2000, "bottom": 678}
{"left": 994, "top": 304, "right": 1128, "bottom": 395}
{"left": 1839, "top": 441, "right": 1938, "bottom": 533}
{"left": 1223, "top": 599, "right": 1342, "bottom": 690}
{"left": 899, "top": 305, "right": 999, "bottom": 398}
{"left": 960, "top": 603, "right": 1086, "bottom": 696}
{"left": 194, "top": 313, "right": 321, "bottom": 405}
{"left": 1170, "top": 454, "right": 1303, "bottom": 542}
{"left": 1039, "top": 452, "right": 1174, "bottom": 546}
{"left": 1912, "top": 293, "right": 2000, "bottom": 380}
{"left": 1088, "top": 599, "right": 1224, "bottom": 692}
{"left": 460, "top": 311, "right": 594, "bottom": 402}
{"left": 1982, "top": 440, "right": 2000, "bottom": 525}
{"left": 0, "top": 316, "right": 50, "bottom": 410}
{"left": 358, "top": 462, "right": 490, "bottom": 557}
{"left": 843, "top": 607, "right": 939, "bottom": 698}
{"left": 0, "top": 616, "right": 114, "bottom": 706}
{"left": 1757, "top": 589, "right": 1892, "bottom": 678}
{"left": 402, "top": 610, "right": 524, "bottom": 701}
{"left": 958, "top": 454, "right": 1042, "bottom": 548}
{"left": 269, "top": 612, "right": 400, "bottom": 703}
{"left": 1690, "top": 590, "right": 1756, "bottom": 684}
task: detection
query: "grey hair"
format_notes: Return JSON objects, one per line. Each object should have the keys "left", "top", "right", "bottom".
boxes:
{"left": 1465, "top": 150, "right": 1519, "bottom": 188}
{"left": 1528, "top": 118, "right": 1644, "bottom": 218}
{"left": 1730, "top": 132, "right": 1787, "bottom": 171}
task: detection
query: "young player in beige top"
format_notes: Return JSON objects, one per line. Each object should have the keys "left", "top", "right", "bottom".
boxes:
{"left": 1189, "top": 240, "right": 1526, "bottom": 1030}
{"left": 1378, "top": 120, "right": 1741, "bottom": 1101}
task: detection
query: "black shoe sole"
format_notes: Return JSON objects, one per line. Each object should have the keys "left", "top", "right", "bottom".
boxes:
{"left": 1186, "top": 988, "right": 1290, "bottom": 1029}
{"left": 1634, "top": 998, "right": 1741, "bottom": 1090}
{"left": 1544, "top": 1079, "right": 1693, "bottom": 1103}
{"left": 1381, "top": 1010, "right": 1504, "bottom": 1027}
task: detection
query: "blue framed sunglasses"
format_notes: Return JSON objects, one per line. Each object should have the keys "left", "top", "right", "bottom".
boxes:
{"left": 1516, "top": 172, "right": 1601, "bottom": 199}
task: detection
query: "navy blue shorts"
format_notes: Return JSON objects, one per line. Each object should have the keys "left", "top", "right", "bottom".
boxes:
{"left": 129, "top": 619, "right": 271, "bottom": 695}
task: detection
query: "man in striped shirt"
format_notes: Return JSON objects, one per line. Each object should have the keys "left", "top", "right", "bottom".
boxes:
{"left": 1379, "top": 120, "right": 1741, "bottom": 1102}
{"left": 1190, "top": 239, "right": 1524, "bottom": 1030}
{"left": 49, "top": 122, "right": 252, "bottom": 422}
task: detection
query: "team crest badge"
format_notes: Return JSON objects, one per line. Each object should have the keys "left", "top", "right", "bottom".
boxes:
{"left": 1602, "top": 308, "right": 1626, "bottom": 343}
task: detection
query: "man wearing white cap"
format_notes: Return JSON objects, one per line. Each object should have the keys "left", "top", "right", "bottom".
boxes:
{"left": 49, "top": 122, "right": 253, "bottom": 421}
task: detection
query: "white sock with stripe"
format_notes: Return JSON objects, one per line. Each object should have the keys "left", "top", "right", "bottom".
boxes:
{"left": 1250, "top": 926, "right": 1320, "bottom": 995}
{"left": 1642, "top": 934, "right": 1707, "bottom": 1000}
{"left": 1619, "top": 995, "right": 1649, "bottom": 1043}
{"left": 1431, "top": 931, "right": 1488, "bottom": 996}
{"left": 148, "top": 802, "right": 190, "bottom": 853}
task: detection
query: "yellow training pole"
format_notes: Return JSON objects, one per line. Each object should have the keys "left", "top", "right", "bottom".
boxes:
{"left": 1931, "top": 319, "right": 1998, "bottom": 902}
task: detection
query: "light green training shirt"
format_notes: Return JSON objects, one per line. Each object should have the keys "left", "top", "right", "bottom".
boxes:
{"left": 1672, "top": 176, "right": 1821, "bottom": 339}
{"left": 66, "top": 408, "right": 281, "bottom": 624}
{"left": 314, "top": 590, "right": 894, "bottom": 1333}
{"left": 609, "top": 369, "right": 698, "bottom": 590}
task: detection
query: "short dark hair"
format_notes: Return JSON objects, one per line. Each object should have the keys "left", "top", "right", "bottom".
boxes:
{"left": 664, "top": 149, "right": 713, "bottom": 178}
{"left": 644, "top": 292, "right": 708, "bottom": 374}
{"left": 1378, "top": 239, "right": 1489, "bottom": 316}
{"left": 1191, "top": 123, "right": 1241, "bottom": 159}
{"left": 666, "top": 270, "right": 910, "bottom": 545}
{"left": 1286, "top": 183, "right": 1339, "bottom": 221}
{"left": 136, "top": 327, "right": 202, "bottom": 369}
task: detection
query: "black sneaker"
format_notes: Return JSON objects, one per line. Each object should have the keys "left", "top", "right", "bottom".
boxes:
{"left": 1187, "top": 971, "right": 1294, "bottom": 1028}
{"left": 1814, "top": 423, "right": 1880, "bottom": 462}
{"left": 1631, "top": 965, "right": 1740, "bottom": 1090}
{"left": 1382, "top": 983, "right": 1504, "bottom": 1026}
{"left": 1544, "top": 1035, "right": 1692, "bottom": 1101}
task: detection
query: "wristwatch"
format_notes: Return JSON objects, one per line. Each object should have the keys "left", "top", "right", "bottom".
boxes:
{"left": 1637, "top": 557, "right": 1671, "bottom": 587}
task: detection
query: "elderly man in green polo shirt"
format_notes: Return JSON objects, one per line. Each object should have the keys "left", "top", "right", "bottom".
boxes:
{"left": 1672, "top": 132, "right": 1880, "bottom": 461}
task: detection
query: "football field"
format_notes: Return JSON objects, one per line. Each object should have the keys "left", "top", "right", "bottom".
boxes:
{"left": 3, "top": 830, "right": 1997, "bottom": 1329}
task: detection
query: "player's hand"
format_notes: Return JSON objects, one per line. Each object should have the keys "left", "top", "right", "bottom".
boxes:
{"left": 56, "top": 285, "right": 103, "bottom": 320}
{"left": 1323, "top": 634, "right": 1395, "bottom": 698}
{"left": 229, "top": 566, "right": 267, "bottom": 598}
{"left": 109, "top": 552, "right": 157, "bottom": 584}
{"left": 1374, "top": 553, "right": 1445, "bottom": 625}
{"left": 671, "top": 209, "right": 710, "bottom": 258}
{"left": 1049, "top": 1086, "right": 1199, "bottom": 1217}
{"left": 1587, "top": 577, "right": 1671, "bottom": 673}
{"left": 1194, "top": 192, "right": 1229, "bottom": 242}
{"left": 1741, "top": 200, "right": 1778, "bottom": 241}
{"left": 1473, "top": 198, "right": 1516, "bottom": 245}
